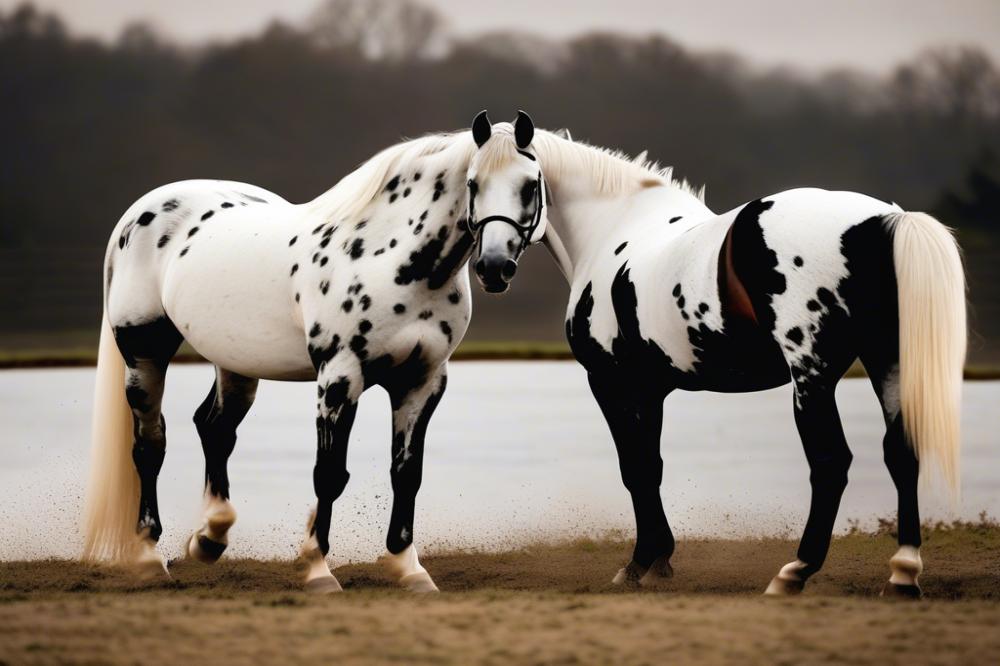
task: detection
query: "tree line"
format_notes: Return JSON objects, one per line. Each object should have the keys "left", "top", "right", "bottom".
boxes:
{"left": 2, "top": 1, "right": 998, "bottom": 359}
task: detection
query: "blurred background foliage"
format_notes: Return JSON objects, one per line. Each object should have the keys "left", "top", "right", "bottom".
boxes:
{"left": 1, "top": 0, "right": 998, "bottom": 362}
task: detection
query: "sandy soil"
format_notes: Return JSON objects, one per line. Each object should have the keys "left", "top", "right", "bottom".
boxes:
{"left": 2, "top": 524, "right": 999, "bottom": 665}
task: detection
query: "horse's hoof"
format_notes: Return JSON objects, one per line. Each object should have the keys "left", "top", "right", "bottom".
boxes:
{"left": 640, "top": 555, "right": 674, "bottom": 586}
{"left": 133, "top": 553, "right": 170, "bottom": 581}
{"left": 612, "top": 561, "right": 646, "bottom": 586}
{"left": 188, "top": 532, "right": 227, "bottom": 564}
{"left": 305, "top": 575, "right": 343, "bottom": 595}
{"left": 764, "top": 575, "right": 804, "bottom": 596}
{"left": 400, "top": 571, "right": 439, "bottom": 593}
{"left": 881, "top": 581, "right": 922, "bottom": 599}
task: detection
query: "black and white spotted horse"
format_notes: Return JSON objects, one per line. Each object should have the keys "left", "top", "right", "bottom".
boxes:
{"left": 466, "top": 111, "right": 966, "bottom": 597}
{"left": 84, "top": 132, "right": 489, "bottom": 592}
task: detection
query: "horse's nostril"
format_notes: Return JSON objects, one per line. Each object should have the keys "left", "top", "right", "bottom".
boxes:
{"left": 474, "top": 259, "right": 487, "bottom": 278}
{"left": 501, "top": 259, "right": 518, "bottom": 281}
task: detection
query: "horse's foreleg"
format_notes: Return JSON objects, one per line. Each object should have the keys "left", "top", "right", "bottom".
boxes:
{"left": 588, "top": 373, "right": 673, "bottom": 587}
{"left": 380, "top": 367, "right": 447, "bottom": 593}
{"left": 766, "top": 385, "right": 852, "bottom": 595}
{"left": 187, "top": 368, "right": 258, "bottom": 563}
{"left": 300, "top": 370, "right": 359, "bottom": 594}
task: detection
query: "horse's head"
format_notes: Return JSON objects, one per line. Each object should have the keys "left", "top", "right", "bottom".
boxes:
{"left": 466, "top": 110, "right": 548, "bottom": 293}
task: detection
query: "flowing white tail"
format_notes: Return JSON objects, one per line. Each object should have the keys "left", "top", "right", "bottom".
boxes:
{"left": 82, "top": 310, "right": 141, "bottom": 562}
{"left": 886, "top": 212, "right": 966, "bottom": 496}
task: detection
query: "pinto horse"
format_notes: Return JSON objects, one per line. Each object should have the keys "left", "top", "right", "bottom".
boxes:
{"left": 84, "top": 133, "right": 491, "bottom": 592}
{"left": 466, "top": 111, "right": 966, "bottom": 597}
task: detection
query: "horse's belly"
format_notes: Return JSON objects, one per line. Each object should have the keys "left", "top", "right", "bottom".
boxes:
{"left": 161, "top": 219, "right": 313, "bottom": 381}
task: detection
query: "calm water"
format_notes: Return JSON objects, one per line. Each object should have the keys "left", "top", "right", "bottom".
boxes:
{"left": 0, "top": 363, "right": 996, "bottom": 562}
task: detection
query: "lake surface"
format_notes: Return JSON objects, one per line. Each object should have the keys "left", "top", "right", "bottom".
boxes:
{"left": 0, "top": 363, "right": 996, "bottom": 563}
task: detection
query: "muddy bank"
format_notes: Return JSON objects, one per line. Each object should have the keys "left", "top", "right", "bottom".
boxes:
{"left": 1, "top": 526, "right": 999, "bottom": 664}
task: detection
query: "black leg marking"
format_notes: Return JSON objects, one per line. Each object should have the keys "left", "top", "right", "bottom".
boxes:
{"left": 792, "top": 386, "right": 853, "bottom": 571}
{"left": 193, "top": 370, "right": 258, "bottom": 501}
{"left": 588, "top": 373, "right": 673, "bottom": 569}
{"left": 311, "top": 397, "right": 357, "bottom": 556}
{"left": 385, "top": 371, "right": 445, "bottom": 554}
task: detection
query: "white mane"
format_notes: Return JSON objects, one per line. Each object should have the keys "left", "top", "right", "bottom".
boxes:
{"left": 307, "top": 131, "right": 476, "bottom": 222}
{"left": 306, "top": 124, "right": 704, "bottom": 224}
{"left": 478, "top": 124, "right": 705, "bottom": 202}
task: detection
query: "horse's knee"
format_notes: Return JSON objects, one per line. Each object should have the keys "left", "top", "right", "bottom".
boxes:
{"left": 314, "top": 466, "right": 350, "bottom": 503}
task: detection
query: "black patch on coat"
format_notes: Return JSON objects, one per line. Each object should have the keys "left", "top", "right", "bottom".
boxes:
{"left": 187, "top": 226, "right": 199, "bottom": 238}
{"left": 440, "top": 321, "right": 453, "bottom": 343}
{"left": 320, "top": 256, "right": 329, "bottom": 267}
{"left": 308, "top": 335, "right": 341, "bottom": 371}
{"left": 349, "top": 334, "right": 368, "bottom": 360}
{"left": 113, "top": 317, "right": 184, "bottom": 368}
{"left": 162, "top": 199, "right": 180, "bottom": 212}
{"left": 349, "top": 238, "right": 365, "bottom": 259}
{"left": 394, "top": 303, "right": 406, "bottom": 314}
{"left": 309, "top": 323, "right": 322, "bottom": 338}
{"left": 322, "top": 376, "right": 351, "bottom": 412}
{"left": 137, "top": 212, "right": 156, "bottom": 226}
{"left": 157, "top": 234, "right": 171, "bottom": 249}
{"left": 418, "top": 310, "right": 433, "bottom": 320}
{"left": 320, "top": 280, "right": 330, "bottom": 295}
{"left": 669, "top": 216, "right": 682, "bottom": 224}
{"left": 221, "top": 202, "right": 234, "bottom": 209}
{"left": 359, "top": 295, "right": 371, "bottom": 311}
{"left": 793, "top": 255, "right": 804, "bottom": 267}
{"left": 201, "top": 211, "right": 214, "bottom": 221}
{"left": 342, "top": 299, "right": 353, "bottom": 313}
{"left": 290, "top": 264, "right": 299, "bottom": 276}
{"left": 786, "top": 327, "right": 804, "bottom": 345}
{"left": 614, "top": 242, "right": 628, "bottom": 255}
{"left": 386, "top": 176, "right": 400, "bottom": 191}
{"left": 394, "top": 228, "right": 474, "bottom": 289}
{"left": 180, "top": 247, "right": 189, "bottom": 257}
{"left": 729, "top": 199, "right": 784, "bottom": 331}
{"left": 289, "top": 236, "right": 298, "bottom": 246}
{"left": 448, "top": 291, "right": 460, "bottom": 304}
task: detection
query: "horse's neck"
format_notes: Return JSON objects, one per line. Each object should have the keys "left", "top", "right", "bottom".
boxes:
{"left": 544, "top": 174, "right": 711, "bottom": 285}
{"left": 305, "top": 145, "right": 475, "bottom": 287}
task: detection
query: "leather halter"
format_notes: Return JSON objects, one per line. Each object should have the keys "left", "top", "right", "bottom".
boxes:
{"left": 467, "top": 171, "right": 545, "bottom": 255}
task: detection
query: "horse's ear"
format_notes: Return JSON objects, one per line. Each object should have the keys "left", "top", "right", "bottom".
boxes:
{"left": 472, "top": 110, "right": 492, "bottom": 148}
{"left": 514, "top": 110, "right": 534, "bottom": 149}
{"left": 554, "top": 127, "right": 572, "bottom": 141}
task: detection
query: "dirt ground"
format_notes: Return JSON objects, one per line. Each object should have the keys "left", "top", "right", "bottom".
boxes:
{"left": 2, "top": 523, "right": 999, "bottom": 665}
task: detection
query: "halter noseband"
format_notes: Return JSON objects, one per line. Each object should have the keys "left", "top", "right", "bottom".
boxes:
{"left": 467, "top": 171, "right": 545, "bottom": 255}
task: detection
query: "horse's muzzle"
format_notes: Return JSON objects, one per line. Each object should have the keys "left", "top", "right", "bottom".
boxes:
{"left": 474, "top": 254, "right": 517, "bottom": 293}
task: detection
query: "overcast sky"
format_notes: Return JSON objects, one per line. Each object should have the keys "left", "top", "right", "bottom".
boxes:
{"left": 5, "top": 0, "right": 999, "bottom": 73}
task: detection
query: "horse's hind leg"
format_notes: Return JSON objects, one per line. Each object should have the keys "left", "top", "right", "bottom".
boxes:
{"left": 115, "top": 319, "right": 183, "bottom": 577}
{"left": 862, "top": 349, "right": 923, "bottom": 598}
{"left": 187, "top": 367, "right": 258, "bottom": 563}
{"left": 765, "top": 377, "right": 854, "bottom": 595}
{"left": 380, "top": 365, "right": 448, "bottom": 593}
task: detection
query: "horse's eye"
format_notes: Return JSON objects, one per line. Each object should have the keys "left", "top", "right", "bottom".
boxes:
{"left": 520, "top": 179, "right": 538, "bottom": 208}
{"left": 467, "top": 179, "right": 478, "bottom": 197}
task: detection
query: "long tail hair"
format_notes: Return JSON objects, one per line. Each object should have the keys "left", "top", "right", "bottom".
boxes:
{"left": 885, "top": 212, "right": 966, "bottom": 496}
{"left": 82, "top": 309, "right": 141, "bottom": 562}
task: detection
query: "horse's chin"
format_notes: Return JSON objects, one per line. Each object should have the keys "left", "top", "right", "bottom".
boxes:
{"left": 479, "top": 280, "right": 509, "bottom": 294}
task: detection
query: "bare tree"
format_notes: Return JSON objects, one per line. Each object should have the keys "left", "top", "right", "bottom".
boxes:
{"left": 306, "top": 0, "right": 448, "bottom": 61}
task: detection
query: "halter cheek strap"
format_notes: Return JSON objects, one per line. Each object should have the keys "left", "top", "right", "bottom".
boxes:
{"left": 468, "top": 171, "right": 546, "bottom": 255}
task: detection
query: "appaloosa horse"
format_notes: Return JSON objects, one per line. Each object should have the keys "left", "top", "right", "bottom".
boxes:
{"left": 465, "top": 110, "right": 966, "bottom": 597}
{"left": 85, "top": 131, "right": 487, "bottom": 592}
